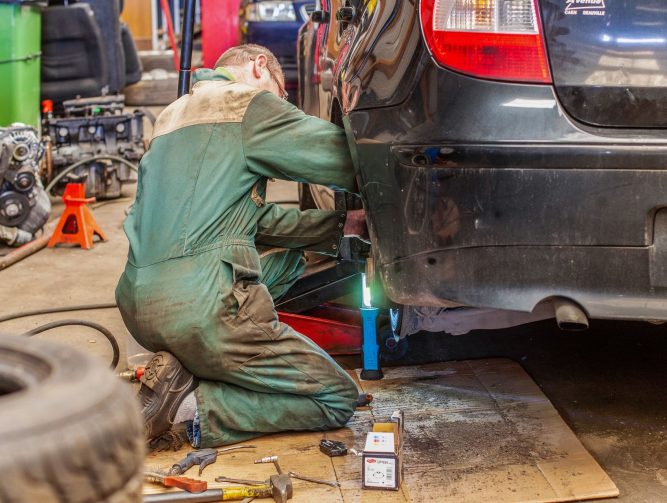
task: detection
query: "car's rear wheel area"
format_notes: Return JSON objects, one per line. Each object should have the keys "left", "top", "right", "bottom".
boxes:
{"left": 298, "top": 101, "right": 363, "bottom": 212}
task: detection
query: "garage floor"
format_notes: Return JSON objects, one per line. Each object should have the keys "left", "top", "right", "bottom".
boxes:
{"left": 144, "top": 359, "right": 617, "bottom": 502}
{"left": 1, "top": 180, "right": 666, "bottom": 502}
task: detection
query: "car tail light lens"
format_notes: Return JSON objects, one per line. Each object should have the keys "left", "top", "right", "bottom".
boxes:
{"left": 420, "top": 0, "right": 552, "bottom": 83}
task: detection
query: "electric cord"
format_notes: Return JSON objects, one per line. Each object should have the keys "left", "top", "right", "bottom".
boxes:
{"left": 0, "top": 303, "right": 118, "bottom": 323}
{"left": 45, "top": 155, "right": 140, "bottom": 194}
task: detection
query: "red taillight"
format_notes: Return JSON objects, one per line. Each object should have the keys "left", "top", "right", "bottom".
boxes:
{"left": 420, "top": 0, "right": 552, "bottom": 84}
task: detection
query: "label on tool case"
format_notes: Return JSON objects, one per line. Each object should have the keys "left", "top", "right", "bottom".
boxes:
{"left": 363, "top": 457, "right": 396, "bottom": 488}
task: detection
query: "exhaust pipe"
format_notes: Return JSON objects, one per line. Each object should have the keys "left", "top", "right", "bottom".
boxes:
{"left": 553, "top": 299, "right": 589, "bottom": 331}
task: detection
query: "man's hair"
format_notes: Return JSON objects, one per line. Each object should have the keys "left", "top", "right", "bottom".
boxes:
{"left": 214, "top": 44, "right": 284, "bottom": 84}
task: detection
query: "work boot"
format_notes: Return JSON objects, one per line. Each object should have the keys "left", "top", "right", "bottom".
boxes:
{"left": 138, "top": 351, "right": 198, "bottom": 441}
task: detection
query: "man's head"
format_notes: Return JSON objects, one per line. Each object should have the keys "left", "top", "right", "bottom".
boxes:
{"left": 215, "top": 44, "right": 287, "bottom": 100}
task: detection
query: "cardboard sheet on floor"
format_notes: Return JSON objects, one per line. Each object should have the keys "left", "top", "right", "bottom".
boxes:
{"left": 144, "top": 358, "right": 619, "bottom": 502}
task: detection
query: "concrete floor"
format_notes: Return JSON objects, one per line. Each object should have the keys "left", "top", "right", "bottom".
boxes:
{"left": 1, "top": 178, "right": 666, "bottom": 501}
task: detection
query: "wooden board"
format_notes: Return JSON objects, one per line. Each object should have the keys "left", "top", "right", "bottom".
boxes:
{"left": 145, "top": 358, "right": 619, "bottom": 502}
{"left": 120, "top": 0, "right": 153, "bottom": 50}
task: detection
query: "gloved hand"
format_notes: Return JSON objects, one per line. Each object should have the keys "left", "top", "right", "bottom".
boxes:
{"left": 343, "top": 209, "right": 368, "bottom": 239}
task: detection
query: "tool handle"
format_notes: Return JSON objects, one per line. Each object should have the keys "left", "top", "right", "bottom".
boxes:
{"left": 163, "top": 475, "right": 208, "bottom": 493}
{"left": 143, "top": 489, "right": 224, "bottom": 502}
{"left": 171, "top": 456, "right": 196, "bottom": 475}
{"left": 220, "top": 486, "right": 273, "bottom": 500}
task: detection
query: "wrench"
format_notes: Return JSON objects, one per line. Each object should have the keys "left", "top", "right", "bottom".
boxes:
{"left": 214, "top": 476, "right": 266, "bottom": 486}
{"left": 287, "top": 471, "right": 340, "bottom": 488}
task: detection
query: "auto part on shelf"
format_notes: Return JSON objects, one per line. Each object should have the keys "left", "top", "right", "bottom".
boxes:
{"left": 43, "top": 94, "right": 145, "bottom": 199}
{"left": 0, "top": 125, "right": 51, "bottom": 246}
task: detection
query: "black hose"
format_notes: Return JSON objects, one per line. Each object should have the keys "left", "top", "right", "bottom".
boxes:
{"left": 0, "top": 303, "right": 122, "bottom": 369}
{"left": 22, "top": 319, "right": 120, "bottom": 370}
{"left": 45, "top": 155, "right": 139, "bottom": 194}
{"left": 0, "top": 303, "right": 118, "bottom": 323}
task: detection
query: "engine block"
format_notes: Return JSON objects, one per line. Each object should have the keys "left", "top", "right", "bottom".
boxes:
{"left": 44, "top": 95, "right": 145, "bottom": 200}
{"left": 0, "top": 125, "right": 51, "bottom": 246}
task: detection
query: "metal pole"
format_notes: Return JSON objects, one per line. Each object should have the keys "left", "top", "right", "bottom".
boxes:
{"left": 173, "top": 0, "right": 181, "bottom": 34}
{"left": 177, "top": 0, "right": 197, "bottom": 97}
{"left": 151, "top": 0, "right": 159, "bottom": 50}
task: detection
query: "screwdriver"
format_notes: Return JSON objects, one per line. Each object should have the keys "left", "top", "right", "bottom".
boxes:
{"left": 144, "top": 470, "right": 208, "bottom": 493}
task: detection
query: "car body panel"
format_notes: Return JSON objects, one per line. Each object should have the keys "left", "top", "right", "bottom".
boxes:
{"left": 298, "top": 0, "right": 667, "bottom": 320}
{"left": 540, "top": 0, "right": 667, "bottom": 128}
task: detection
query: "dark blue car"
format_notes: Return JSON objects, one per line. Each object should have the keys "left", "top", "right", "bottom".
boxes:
{"left": 297, "top": 0, "right": 667, "bottom": 327}
{"left": 240, "top": 0, "right": 314, "bottom": 102}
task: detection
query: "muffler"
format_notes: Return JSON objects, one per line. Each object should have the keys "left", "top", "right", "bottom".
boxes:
{"left": 552, "top": 299, "right": 589, "bottom": 331}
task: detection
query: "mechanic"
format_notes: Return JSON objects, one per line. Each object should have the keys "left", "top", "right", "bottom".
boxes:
{"left": 116, "top": 44, "right": 362, "bottom": 448}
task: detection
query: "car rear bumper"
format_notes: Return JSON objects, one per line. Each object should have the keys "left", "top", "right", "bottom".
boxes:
{"left": 344, "top": 57, "right": 667, "bottom": 320}
{"left": 351, "top": 140, "right": 667, "bottom": 320}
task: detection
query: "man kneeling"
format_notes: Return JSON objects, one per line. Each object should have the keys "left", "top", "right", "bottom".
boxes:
{"left": 116, "top": 44, "right": 361, "bottom": 448}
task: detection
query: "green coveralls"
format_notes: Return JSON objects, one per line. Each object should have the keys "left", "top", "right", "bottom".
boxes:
{"left": 115, "top": 69, "right": 359, "bottom": 447}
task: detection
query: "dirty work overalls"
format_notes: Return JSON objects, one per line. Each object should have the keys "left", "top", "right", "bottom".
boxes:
{"left": 115, "top": 69, "right": 359, "bottom": 447}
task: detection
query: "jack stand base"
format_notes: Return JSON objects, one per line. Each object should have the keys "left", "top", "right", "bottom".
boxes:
{"left": 360, "top": 369, "right": 384, "bottom": 381}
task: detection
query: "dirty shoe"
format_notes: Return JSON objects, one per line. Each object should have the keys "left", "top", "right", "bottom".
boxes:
{"left": 138, "top": 351, "right": 198, "bottom": 441}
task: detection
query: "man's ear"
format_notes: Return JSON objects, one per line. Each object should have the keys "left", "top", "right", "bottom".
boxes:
{"left": 251, "top": 54, "right": 268, "bottom": 79}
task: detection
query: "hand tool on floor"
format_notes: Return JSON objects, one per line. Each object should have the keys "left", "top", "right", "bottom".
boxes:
{"left": 254, "top": 456, "right": 292, "bottom": 503}
{"left": 287, "top": 471, "right": 339, "bottom": 488}
{"left": 144, "top": 470, "right": 208, "bottom": 493}
{"left": 214, "top": 456, "right": 293, "bottom": 503}
{"left": 144, "top": 472, "right": 290, "bottom": 503}
{"left": 216, "top": 456, "right": 337, "bottom": 496}
{"left": 170, "top": 445, "right": 257, "bottom": 476}
{"left": 217, "top": 471, "right": 338, "bottom": 490}
{"left": 319, "top": 439, "right": 347, "bottom": 457}
{"left": 214, "top": 477, "right": 265, "bottom": 486}
{"left": 143, "top": 487, "right": 271, "bottom": 502}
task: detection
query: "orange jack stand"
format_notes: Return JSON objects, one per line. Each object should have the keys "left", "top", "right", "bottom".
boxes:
{"left": 48, "top": 183, "right": 107, "bottom": 250}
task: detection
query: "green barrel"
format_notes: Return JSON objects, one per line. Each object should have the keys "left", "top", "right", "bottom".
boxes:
{"left": 0, "top": 1, "right": 43, "bottom": 128}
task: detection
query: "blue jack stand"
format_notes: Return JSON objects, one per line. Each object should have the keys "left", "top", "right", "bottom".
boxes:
{"left": 360, "top": 306, "right": 383, "bottom": 380}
